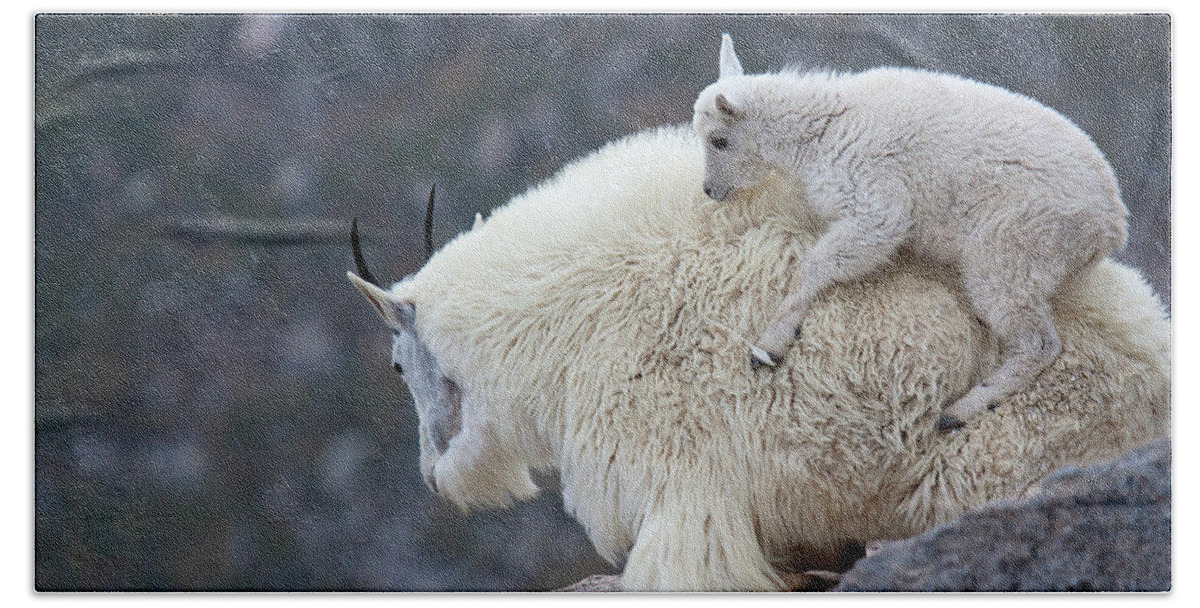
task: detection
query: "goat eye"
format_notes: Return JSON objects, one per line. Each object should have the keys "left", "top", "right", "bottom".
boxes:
{"left": 392, "top": 362, "right": 403, "bottom": 374}
{"left": 710, "top": 136, "right": 729, "bottom": 150}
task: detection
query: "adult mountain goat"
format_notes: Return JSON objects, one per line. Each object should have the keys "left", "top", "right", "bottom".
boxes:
{"left": 348, "top": 126, "right": 1169, "bottom": 591}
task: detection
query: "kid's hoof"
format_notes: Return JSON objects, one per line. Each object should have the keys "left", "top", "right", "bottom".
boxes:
{"left": 750, "top": 349, "right": 779, "bottom": 368}
{"left": 937, "top": 415, "right": 965, "bottom": 431}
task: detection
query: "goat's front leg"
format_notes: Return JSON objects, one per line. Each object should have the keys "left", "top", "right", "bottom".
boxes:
{"left": 620, "top": 493, "right": 782, "bottom": 591}
{"left": 752, "top": 169, "right": 911, "bottom": 367}
{"left": 432, "top": 399, "right": 539, "bottom": 510}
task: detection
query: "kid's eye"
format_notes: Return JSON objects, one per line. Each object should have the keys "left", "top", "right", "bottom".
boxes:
{"left": 393, "top": 362, "right": 403, "bottom": 374}
{"left": 710, "top": 136, "right": 729, "bottom": 150}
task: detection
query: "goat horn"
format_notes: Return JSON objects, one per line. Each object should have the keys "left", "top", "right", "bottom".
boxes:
{"left": 350, "top": 217, "right": 380, "bottom": 287}
{"left": 424, "top": 183, "right": 436, "bottom": 263}
{"left": 352, "top": 184, "right": 436, "bottom": 285}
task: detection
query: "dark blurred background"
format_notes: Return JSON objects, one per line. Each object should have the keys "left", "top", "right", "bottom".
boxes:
{"left": 33, "top": 14, "right": 1170, "bottom": 591}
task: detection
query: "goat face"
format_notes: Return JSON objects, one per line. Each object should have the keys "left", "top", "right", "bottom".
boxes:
{"left": 395, "top": 327, "right": 464, "bottom": 493}
{"left": 349, "top": 271, "right": 463, "bottom": 493}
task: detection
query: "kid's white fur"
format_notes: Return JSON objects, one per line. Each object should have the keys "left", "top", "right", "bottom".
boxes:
{"left": 693, "top": 35, "right": 1129, "bottom": 427}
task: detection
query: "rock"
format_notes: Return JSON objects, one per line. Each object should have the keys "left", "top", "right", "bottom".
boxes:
{"left": 834, "top": 437, "right": 1171, "bottom": 592}
{"left": 556, "top": 574, "right": 622, "bottom": 592}
{"left": 556, "top": 571, "right": 846, "bottom": 592}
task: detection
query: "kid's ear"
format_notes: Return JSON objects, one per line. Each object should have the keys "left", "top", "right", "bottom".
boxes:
{"left": 715, "top": 93, "right": 744, "bottom": 120}
{"left": 347, "top": 272, "right": 415, "bottom": 330}
{"left": 718, "top": 33, "right": 744, "bottom": 80}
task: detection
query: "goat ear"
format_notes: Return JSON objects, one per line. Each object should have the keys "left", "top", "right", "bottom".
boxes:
{"left": 347, "top": 272, "right": 414, "bottom": 330}
{"left": 718, "top": 33, "right": 744, "bottom": 80}
{"left": 715, "top": 93, "right": 744, "bottom": 120}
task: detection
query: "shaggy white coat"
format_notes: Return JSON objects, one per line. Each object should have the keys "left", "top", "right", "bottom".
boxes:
{"left": 366, "top": 126, "right": 1168, "bottom": 591}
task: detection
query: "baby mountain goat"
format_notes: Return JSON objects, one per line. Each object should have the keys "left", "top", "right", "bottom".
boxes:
{"left": 348, "top": 127, "right": 1167, "bottom": 591}
{"left": 693, "top": 35, "right": 1129, "bottom": 429}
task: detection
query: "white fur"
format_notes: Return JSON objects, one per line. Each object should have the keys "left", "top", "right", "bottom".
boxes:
{"left": 352, "top": 126, "right": 1168, "bottom": 591}
{"left": 693, "top": 35, "right": 1130, "bottom": 425}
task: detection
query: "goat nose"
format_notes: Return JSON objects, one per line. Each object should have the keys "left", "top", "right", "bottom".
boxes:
{"left": 704, "top": 185, "right": 713, "bottom": 198}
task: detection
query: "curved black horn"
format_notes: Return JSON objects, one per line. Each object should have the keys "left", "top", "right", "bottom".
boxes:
{"left": 424, "top": 183, "right": 436, "bottom": 262}
{"left": 350, "top": 217, "right": 380, "bottom": 287}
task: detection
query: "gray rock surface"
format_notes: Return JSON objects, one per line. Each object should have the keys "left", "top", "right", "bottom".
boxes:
{"left": 835, "top": 437, "right": 1171, "bottom": 592}
{"left": 556, "top": 574, "right": 622, "bottom": 592}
